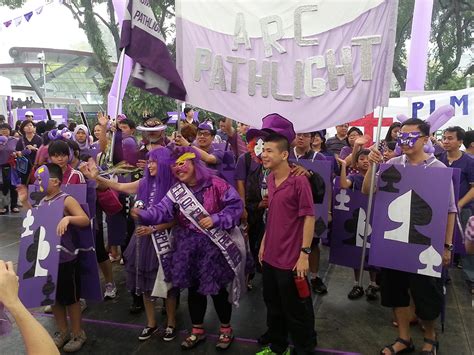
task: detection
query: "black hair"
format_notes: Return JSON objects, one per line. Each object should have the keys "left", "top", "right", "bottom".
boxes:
{"left": 217, "top": 117, "right": 226, "bottom": 124}
{"left": 19, "top": 120, "right": 35, "bottom": 135}
{"left": 400, "top": 118, "right": 430, "bottom": 136}
{"left": 0, "top": 123, "right": 12, "bottom": 133}
{"left": 48, "top": 140, "right": 70, "bottom": 157}
{"left": 345, "top": 127, "right": 363, "bottom": 145}
{"left": 79, "top": 153, "right": 92, "bottom": 162}
{"left": 385, "top": 141, "right": 397, "bottom": 151}
{"left": 355, "top": 148, "right": 370, "bottom": 161}
{"left": 183, "top": 107, "right": 193, "bottom": 115}
{"left": 463, "top": 130, "right": 474, "bottom": 149}
{"left": 57, "top": 123, "right": 67, "bottom": 130}
{"left": 264, "top": 132, "right": 290, "bottom": 153}
{"left": 313, "top": 131, "right": 327, "bottom": 152}
{"left": 66, "top": 139, "right": 80, "bottom": 158}
{"left": 45, "top": 163, "right": 63, "bottom": 182}
{"left": 41, "top": 132, "right": 51, "bottom": 145}
{"left": 0, "top": 114, "right": 5, "bottom": 122}
{"left": 14, "top": 120, "right": 22, "bottom": 131}
{"left": 68, "top": 122, "right": 77, "bottom": 132}
{"left": 384, "top": 122, "right": 401, "bottom": 142}
{"left": 45, "top": 120, "right": 57, "bottom": 131}
{"left": 118, "top": 118, "right": 136, "bottom": 130}
{"left": 443, "top": 126, "right": 465, "bottom": 141}
{"left": 35, "top": 121, "right": 47, "bottom": 136}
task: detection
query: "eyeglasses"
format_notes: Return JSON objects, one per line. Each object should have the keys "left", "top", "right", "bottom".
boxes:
{"left": 296, "top": 133, "right": 311, "bottom": 138}
{"left": 197, "top": 131, "right": 212, "bottom": 137}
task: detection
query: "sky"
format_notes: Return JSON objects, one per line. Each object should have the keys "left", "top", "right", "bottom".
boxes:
{"left": 0, "top": 0, "right": 114, "bottom": 63}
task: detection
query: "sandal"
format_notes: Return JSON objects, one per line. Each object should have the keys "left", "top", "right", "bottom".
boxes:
{"left": 181, "top": 327, "right": 206, "bottom": 350}
{"left": 348, "top": 285, "right": 364, "bottom": 300}
{"left": 0, "top": 208, "right": 7, "bottom": 215}
{"left": 420, "top": 337, "right": 438, "bottom": 355}
{"left": 216, "top": 326, "right": 234, "bottom": 350}
{"left": 11, "top": 207, "right": 20, "bottom": 213}
{"left": 380, "top": 337, "right": 415, "bottom": 354}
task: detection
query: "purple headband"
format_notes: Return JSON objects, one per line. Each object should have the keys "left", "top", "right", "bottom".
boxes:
{"left": 396, "top": 132, "right": 423, "bottom": 148}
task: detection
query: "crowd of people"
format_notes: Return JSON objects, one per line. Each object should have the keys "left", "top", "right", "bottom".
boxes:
{"left": 0, "top": 108, "right": 473, "bottom": 355}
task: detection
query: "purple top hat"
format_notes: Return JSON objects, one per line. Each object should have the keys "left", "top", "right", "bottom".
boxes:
{"left": 246, "top": 113, "right": 296, "bottom": 144}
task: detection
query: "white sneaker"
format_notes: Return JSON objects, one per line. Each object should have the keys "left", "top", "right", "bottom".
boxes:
{"left": 44, "top": 305, "right": 53, "bottom": 314}
{"left": 104, "top": 283, "right": 117, "bottom": 299}
{"left": 80, "top": 299, "right": 87, "bottom": 312}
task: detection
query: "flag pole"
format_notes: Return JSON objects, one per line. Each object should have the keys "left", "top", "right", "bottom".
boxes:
{"left": 108, "top": 49, "right": 126, "bottom": 166}
{"left": 357, "top": 106, "right": 385, "bottom": 287}
{"left": 176, "top": 100, "right": 182, "bottom": 134}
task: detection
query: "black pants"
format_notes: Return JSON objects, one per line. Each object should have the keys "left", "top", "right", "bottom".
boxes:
{"left": 0, "top": 165, "right": 17, "bottom": 209}
{"left": 94, "top": 203, "right": 108, "bottom": 264}
{"left": 188, "top": 287, "right": 232, "bottom": 325}
{"left": 262, "top": 262, "right": 317, "bottom": 354}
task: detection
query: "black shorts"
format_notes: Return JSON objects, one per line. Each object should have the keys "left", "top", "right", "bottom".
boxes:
{"left": 311, "top": 238, "right": 320, "bottom": 247}
{"left": 380, "top": 268, "right": 443, "bottom": 321}
{"left": 56, "top": 260, "right": 81, "bottom": 306}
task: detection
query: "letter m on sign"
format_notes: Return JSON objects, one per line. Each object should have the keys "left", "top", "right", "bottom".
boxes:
{"left": 450, "top": 95, "right": 468, "bottom": 115}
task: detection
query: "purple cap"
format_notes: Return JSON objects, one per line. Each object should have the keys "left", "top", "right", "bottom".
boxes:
{"left": 246, "top": 113, "right": 296, "bottom": 144}
{"left": 197, "top": 123, "right": 214, "bottom": 131}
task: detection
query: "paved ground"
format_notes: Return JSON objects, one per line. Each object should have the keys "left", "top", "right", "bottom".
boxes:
{"left": 0, "top": 213, "right": 472, "bottom": 355}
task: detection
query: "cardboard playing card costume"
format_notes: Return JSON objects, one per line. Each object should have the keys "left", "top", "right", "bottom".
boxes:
{"left": 330, "top": 181, "right": 373, "bottom": 269}
{"left": 370, "top": 164, "right": 453, "bottom": 278}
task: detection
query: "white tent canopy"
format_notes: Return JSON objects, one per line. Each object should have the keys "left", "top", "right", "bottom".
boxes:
{"left": 0, "top": 76, "right": 12, "bottom": 97}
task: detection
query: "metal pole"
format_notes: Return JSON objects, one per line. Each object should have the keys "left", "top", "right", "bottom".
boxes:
{"left": 108, "top": 49, "right": 126, "bottom": 166}
{"left": 357, "top": 106, "right": 385, "bottom": 287}
{"left": 176, "top": 100, "right": 182, "bottom": 134}
{"left": 42, "top": 51, "right": 47, "bottom": 98}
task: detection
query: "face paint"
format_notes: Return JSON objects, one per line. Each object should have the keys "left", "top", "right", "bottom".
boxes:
{"left": 34, "top": 165, "right": 50, "bottom": 192}
{"left": 396, "top": 132, "right": 423, "bottom": 148}
{"left": 254, "top": 138, "right": 265, "bottom": 157}
{"left": 171, "top": 152, "right": 195, "bottom": 175}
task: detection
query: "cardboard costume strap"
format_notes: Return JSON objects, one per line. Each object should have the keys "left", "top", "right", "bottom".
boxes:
{"left": 166, "top": 182, "right": 246, "bottom": 306}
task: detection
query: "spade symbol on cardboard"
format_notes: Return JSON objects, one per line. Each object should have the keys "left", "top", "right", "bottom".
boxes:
{"left": 379, "top": 165, "right": 401, "bottom": 193}
{"left": 314, "top": 217, "right": 327, "bottom": 237}
{"left": 417, "top": 245, "right": 442, "bottom": 277}
{"left": 23, "top": 226, "right": 50, "bottom": 280}
{"left": 385, "top": 190, "right": 431, "bottom": 245}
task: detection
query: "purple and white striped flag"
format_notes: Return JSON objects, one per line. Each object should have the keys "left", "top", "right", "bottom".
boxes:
{"left": 120, "top": 0, "right": 186, "bottom": 100}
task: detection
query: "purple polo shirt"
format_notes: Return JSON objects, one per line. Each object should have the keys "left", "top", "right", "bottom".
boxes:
{"left": 263, "top": 173, "right": 315, "bottom": 270}
{"left": 438, "top": 152, "right": 474, "bottom": 210}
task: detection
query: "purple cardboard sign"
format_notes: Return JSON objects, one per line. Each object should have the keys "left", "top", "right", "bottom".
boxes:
{"left": 330, "top": 182, "right": 372, "bottom": 269}
{"left": 370, "top": 164, "right": 453, "bottom": 278}
{"left": 290, "top": 159, "right": 332, "bottom": 240}
{"left": 16, "top": 108, "right": 68, "bottom": 123}
{"left": 17, "top": 200, "right": 64, "bottom": 308}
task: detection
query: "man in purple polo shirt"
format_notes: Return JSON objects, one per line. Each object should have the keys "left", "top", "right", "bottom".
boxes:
{"left": 257, "top": 128, "right": 317, "bottom": 355}
{"left": 363, "top": 118, "right": 456, "bottom": 355}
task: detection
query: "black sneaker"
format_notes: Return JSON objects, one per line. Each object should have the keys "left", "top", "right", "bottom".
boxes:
{"left": 311, "top": 277, "right": 328, "bottom": 294}
{"left": 347, "top": 285, "right": 364, "bottom": 300}
{"left": 138, "top": 326, "right": 158, "bottom": 341}
{"left": 257, "top": 331, "right": 271, "bottom": 346}
{"left": 365, "top": 285, "right": 379, "bottom": 301}
{"left": 162, "top": 326, "right": 177, "bottom": 342}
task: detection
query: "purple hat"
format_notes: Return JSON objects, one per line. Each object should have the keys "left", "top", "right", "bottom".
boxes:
{"left": 197, "top": 122, "right": 214, "bottom": 132}
{"left": 246, "top": 113, "right": 296, "bottom": 144}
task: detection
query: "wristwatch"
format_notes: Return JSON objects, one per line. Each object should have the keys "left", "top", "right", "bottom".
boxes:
{"left": 301, "top": 247, "right": 312, "bottom": 255}
{"left": 444, "top": 243, "right": 454, "bottom": 251}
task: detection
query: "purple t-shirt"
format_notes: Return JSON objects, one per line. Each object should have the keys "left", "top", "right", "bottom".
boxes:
{"left": 386, "top": 154, "right": 457, "bottom": 213}
{"left": 0, "top": 137, "right": 18, "bottom": 165}
{"left": 438, "top": 152, "right": 474, "bottom": 210}
{"left": 348, "top": 173, "right": 365, "bottom": 191}
{"left": 289, "top": 148, "right": 327, "bottom": 162}
{"left": 263, "top": 174, "right": 315, "bottom": 270}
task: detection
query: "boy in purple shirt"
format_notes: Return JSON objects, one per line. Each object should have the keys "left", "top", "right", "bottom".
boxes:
{"left": 257, "top": 132, "right": 317, "bottom": 355}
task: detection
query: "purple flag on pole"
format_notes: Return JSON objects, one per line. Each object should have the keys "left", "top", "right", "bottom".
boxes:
{"left": 289, "top": 159, "right": 332, "bottom": 240}
{"left": 120, "top": 0, "right": 186, "bottom": 100}
{"left": 370, "top": 164, "right": 453, "bottom": 278}
{"left": 17, "top": 200, "right": 63, "bottom": 308}
{"left": 330, "top": 182, "right": 372, "bottom": 269}
{"left": 3, "top": 20, "right": 12, "bottom": 28}
{"left": 24, "top": 11, "right": 33, "bottom": 22}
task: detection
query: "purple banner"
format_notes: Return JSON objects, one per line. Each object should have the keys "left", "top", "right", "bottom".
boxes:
{"left": 16, "top": 108, "right": 68, "bottom": 123}
{"left": 330, "top": 181, "right": 371, "bottom": 269}
{"left": 290, "top": 159, "right": 332, "bottom": 240}
{"left": 370, "top": 164, "right": 453, "bottom": 277}
{"left": 17, "top": 200, "right": 64, "bottom": 308}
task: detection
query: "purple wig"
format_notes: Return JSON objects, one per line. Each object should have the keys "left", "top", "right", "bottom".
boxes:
{"left": 172, "top": 146, "right": 215, "bottom": 186}
{"left": 137, "top": 147, "right": 175, "bottom": 208}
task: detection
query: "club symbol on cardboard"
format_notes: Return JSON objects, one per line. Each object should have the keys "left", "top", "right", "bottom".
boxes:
{"left": 343, "top": 208, "right": 372, "bottom": 247}
{"left": 385, "top": 190, "right": 431, "bottom": 245}
{"left": 315, "top": 217, "right": 327, "bottom": 237}
{"left": 335, "top": 189, "right": 350, "bottom": 211}
{"left": 379, "top": 165, "right": 401, "bottom": 193}
{"left": 417, "top": 245, "right": 442, "bottom": 277}
{"left": 40, "top": 275, "right": 56, "bottom": 306}
{"left": 23, "top": 226, "right": 50, "bottom": 280}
